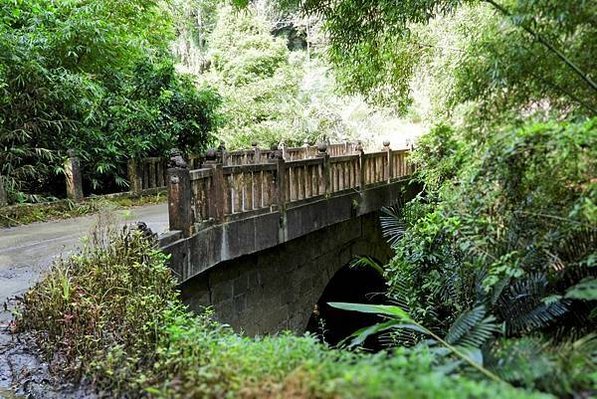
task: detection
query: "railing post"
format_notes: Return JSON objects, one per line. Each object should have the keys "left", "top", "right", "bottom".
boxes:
{"left": 64, "top": 150, "right": 84, "bottom": 202}
{"left": 270, "top": 149, "right": 287, "bottom": 210}
{"left": 279, "top": 141, "right": 287, "bottom": 160}
{"left": 167, "top": 151, "right": 192, "bottom": 236}
{"left": 383, "top": 140, "right": 393, "bottom": 182}
{"left": 0, "top": 174, "right": 7, "bottom": 206}
{"left": 205, "top": 149, "right": 225, "bottom": 222}
{"left": 218, "top": 141, "right": 228, "bottom": 165}
{"left": 127, "top": 159, "right": 142, "bottom": 195}
{"left": 302, "top": 139, "right": 310, "bottom": 159}
{"left": 317, "top": 143, "right": 330, "bottom": 195}
{"left": 252, "top": 142, "right": 261, "bottom": 164}
{"left": 356, "top": 142, "right": 365, "bottom": 189}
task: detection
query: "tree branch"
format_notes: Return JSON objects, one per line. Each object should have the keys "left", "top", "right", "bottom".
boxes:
{"left": 483, "top": 0, "right": 597, "bottom": 94}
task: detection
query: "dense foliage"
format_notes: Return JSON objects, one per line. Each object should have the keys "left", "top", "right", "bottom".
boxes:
{"left": 344, "top": 119, "right": 596, "bottom": 397}
{"left": 17, "top": 229, "right": 548, "bottom": 398}
{"left": 258, "top": 0, "right": 596, "bottom": 123}
{"left": 203, "top": 4, "right": 381, "bottom": 150}
{"left": 0, "top": 0, "right": 220, "bottom": 203}
{"left": 205, "top": 4, "right": 308, "bottom": 149}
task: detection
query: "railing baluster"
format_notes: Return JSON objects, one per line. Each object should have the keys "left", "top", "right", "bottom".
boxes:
{"left": 234, "top": 173, "right": 242, "bottom": 213}
{"left": 304, "top": 165, "right": 312, "bottom": 198}
{"left": 296, "top": 166, "right": 305, "bottom": 200}
{"left": 246, "top": 172, "right": 253, "bottom": 211}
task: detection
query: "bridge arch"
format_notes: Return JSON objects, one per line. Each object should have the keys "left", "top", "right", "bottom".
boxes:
{"left": 180, "top": 212, "right": 394, "bottom": 335}
{"left": 306, "top": 258, "right": 387, "bottom": 349}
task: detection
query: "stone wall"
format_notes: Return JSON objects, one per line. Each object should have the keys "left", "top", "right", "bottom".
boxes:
{"left": 180, "top": 212, "right": 393, "bottom": 335}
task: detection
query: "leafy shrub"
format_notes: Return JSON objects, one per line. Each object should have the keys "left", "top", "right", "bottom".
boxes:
{"left": 17, "top": 228, "right": 546, "bottom": 398}
{"left": 0, "top": 0, "right": 220, "bottom": 202}
{"left": 380, "top": 118, "right": 596, "bottom": 396}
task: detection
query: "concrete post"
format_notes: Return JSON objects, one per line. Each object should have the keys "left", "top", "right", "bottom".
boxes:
{"left": 167, "top": 164, "right": 192, "bottom": 236}
{"left": 252, "top": 142, "right": 261, "bottom": 164}
{"left": 205, "top": 149, "right": 225, "bottom": 222}
{"left": 127, "top": 159, "right": 142, "bottom": 194}
{"left": 64, "top": 150, "right": 84, "bottom": 202}
{"left": 356, "top": 142, "right": 365, "bottom": 189}
{"left": 383, "top": 140, "right": 393, "bottom": 182}
{"left": 302, "top": 139, "right": 310, "bottom": 158}
{"left": 0, "top": 174, "right": 7, "bottom": 206}
{"left": 279, "top": 141, "right": 287, "bottom": 160}
{"left": 270, "top": 150, "right": 286, "bottom": 210}
{"left": 317, "top": 143, "right": 330, "bottom": 196}
{"left": 218, "top": 141, "right": 228, "bottom": 165}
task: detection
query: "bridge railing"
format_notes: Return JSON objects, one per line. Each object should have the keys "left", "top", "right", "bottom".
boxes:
{"left": 167, "top": 142, "right": 412, "bottom": 236}
{"left": 222, "top": 141, "right": 358, "bottom": 166}
{"left": 285, "top": 158, "right": 326, "bottom": 202}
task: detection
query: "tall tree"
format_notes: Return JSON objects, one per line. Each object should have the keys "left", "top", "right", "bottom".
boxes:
{"left": 245, "top": 0, "right": 596, "bottom": 120}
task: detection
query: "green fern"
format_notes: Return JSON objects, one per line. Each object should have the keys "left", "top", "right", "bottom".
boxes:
{"left": 495, "top": 272, "right": 569, "bottom": 335}
{"left": 329, "top": 302, "right": 503, "bottom": 382}
{"left": 446, "top": 306, "right": 500, "bottom": 349}
{"left": 380, "top": 205, "right": 407, "bottom": 248}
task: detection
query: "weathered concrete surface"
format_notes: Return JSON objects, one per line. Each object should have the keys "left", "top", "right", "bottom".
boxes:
{"left": 181, "top": 212, "right": 394, "bottom": 335}
{"left": 175, "top": 180, "right": 421, "bottom": 336}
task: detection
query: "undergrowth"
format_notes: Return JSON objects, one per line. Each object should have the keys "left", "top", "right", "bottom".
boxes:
{"left": 0, "top": 192, "right": 166, "bottom": 228}
{"left": 15, "top": 228, "right": 549, "bottom": 398}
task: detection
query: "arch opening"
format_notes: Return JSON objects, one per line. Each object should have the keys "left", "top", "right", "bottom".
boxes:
{"left": 306, "top": 258, "right": 387, "bottom": 351}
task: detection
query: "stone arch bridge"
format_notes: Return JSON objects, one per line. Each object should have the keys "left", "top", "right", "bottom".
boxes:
{"left": 158, "top": 142, "right": 418, "bottom": 335}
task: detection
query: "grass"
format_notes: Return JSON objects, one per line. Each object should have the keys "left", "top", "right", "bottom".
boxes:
{"left": 0, "top": 191, "right": 166, "bottom": 228}
{"left": 14, "top": 228, "right": 551, "bottom": 398}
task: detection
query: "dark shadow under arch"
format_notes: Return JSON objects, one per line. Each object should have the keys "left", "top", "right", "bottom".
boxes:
{"left": 306, "top": 258, "right": 387, "bottom": 351}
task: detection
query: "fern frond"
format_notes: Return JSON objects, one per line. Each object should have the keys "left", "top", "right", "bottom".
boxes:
{"left": 496, "top": 272, "right": 569, "bottom": 335}
{"left": 445, "top": 306, "right": 499, "bottom": 348}
{"left": 556, "top": 228, "right": 596, "bottom": 266}
{"left": 387, "top": 274, "right": 411, "bottom": 312}
{"left": 380, "top": 205, "right": 406, "bottom": 248}
{"left": 446, "top": 306, "right": 486, "bottom": 344}
{"left": 348, "top": 256, "right": 384, "bottom": 276}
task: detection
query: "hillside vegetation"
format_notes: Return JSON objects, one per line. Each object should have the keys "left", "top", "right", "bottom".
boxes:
{"left": 7, "top": 0, "right": 596, "bottom": 398}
